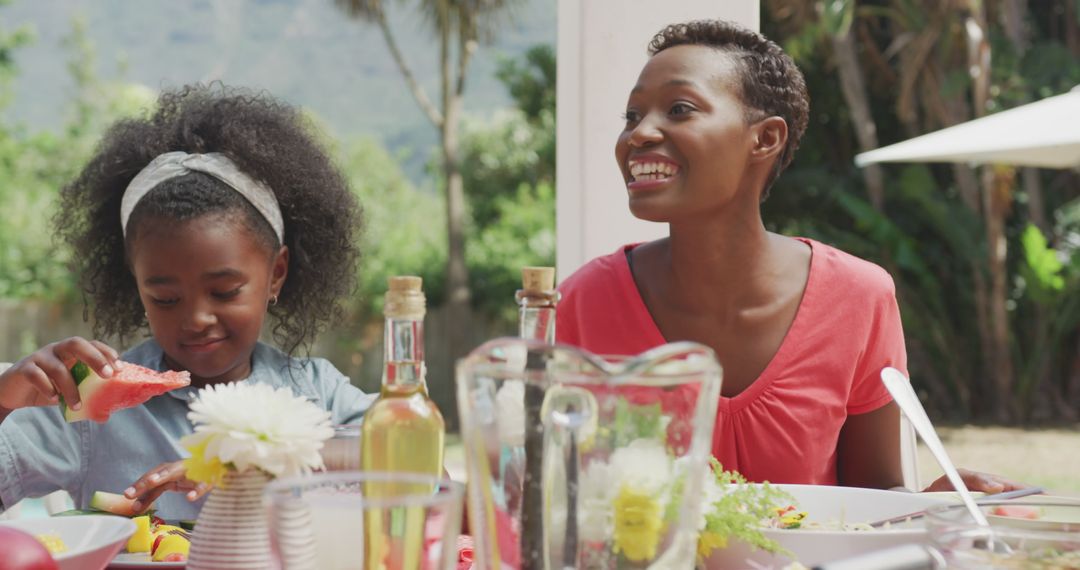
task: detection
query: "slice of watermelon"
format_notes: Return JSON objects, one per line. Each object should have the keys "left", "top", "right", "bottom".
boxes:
{"left": 89, "top": 491, "right": 142, "bottom": 516}
{"left": 62, "top": 360, "right": 191, "bottom": 423}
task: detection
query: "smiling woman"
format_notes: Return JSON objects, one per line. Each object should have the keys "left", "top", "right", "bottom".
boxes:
{"left": 556, "top": 19, "right": 1021, "bottom": 495}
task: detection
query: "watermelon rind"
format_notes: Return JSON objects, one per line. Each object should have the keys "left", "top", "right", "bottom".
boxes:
{"left": 71, "top": 361, "right": 92, "bottom": 384}
{"left": 61, "top": 363, "right": 109, "bottom": 423}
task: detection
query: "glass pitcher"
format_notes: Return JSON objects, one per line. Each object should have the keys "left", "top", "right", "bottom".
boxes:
{"left": 456, "top": 338, "right": 722, "bottom": 569}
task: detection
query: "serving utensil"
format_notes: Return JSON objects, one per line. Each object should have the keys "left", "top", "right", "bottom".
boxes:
{"left": 868, "top": 486, "right": 1044, "bottom": 528}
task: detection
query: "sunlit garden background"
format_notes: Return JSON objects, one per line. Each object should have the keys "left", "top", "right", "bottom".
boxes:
{"left": 0, "top": 0, "right": 1077, "bottom": 491}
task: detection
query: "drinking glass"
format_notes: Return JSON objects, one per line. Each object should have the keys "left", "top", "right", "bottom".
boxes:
{"left": 265, "top": 471, "right": 465, "bottom": 570}
{"left": 321, "top": 424, "right": 362, "bottom": 471}
{"left": 925, "top": 499, "right": 1080, "bottom": 569}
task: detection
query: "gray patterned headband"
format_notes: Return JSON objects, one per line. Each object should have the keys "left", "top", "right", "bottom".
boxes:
{"left": 120, "top": 151, "right": 285, "bottom": 244}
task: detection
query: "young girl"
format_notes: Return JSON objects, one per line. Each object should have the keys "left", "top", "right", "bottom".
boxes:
{"left": 0, "top": 84, "right": 373, "bottom": 520}
{"left": 557, "top": 20, "right": 1020, "bottom": 493}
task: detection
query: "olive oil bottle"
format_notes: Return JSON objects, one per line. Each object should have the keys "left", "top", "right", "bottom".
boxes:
{"left": 361, "top": 276, "right": 445, "bottom": 478}
{"left": 360, "top": 276, "right": 445, "bottom": 570}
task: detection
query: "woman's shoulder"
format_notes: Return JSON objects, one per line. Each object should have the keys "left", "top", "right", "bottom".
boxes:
{"left": 806, "top": 238, "right": 897, "bottom": 297}
{"left": 559, "top": 244, "right": 636, "bottom": 298}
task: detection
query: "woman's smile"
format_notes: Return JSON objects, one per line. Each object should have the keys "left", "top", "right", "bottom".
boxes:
{"left": 627, "top": 154, "right": 683, "bottom": 192}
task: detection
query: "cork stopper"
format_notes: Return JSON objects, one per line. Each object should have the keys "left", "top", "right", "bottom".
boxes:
{"left": 516, "top": 266, "right": 559, "bottom": 307}
{"left": 384, "top": 276, "right": 425, "bottom": 319}
{"left": 521, "top": 267, "right": 555, "bottom": 293}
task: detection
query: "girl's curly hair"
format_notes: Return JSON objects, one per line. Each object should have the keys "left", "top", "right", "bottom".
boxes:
{"left": 648, "top": 20, "right": 810, "bottom": 198}
{"left": 55, "top": 83, "right": 362, "bottom": 356}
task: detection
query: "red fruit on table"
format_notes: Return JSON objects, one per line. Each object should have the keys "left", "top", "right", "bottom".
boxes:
{"left": 0, "top": 526, "right": 60, "bottom": 570}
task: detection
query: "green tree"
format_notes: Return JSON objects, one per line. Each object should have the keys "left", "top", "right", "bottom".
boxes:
{"left": 461, "top": 44, "right": 555, "bottom": 322}
{"left": 765, "top": 0, "right": 1080, "bottom": 422}
{"left": 0, "top": 13, "right": 155, "bottom": 301}
{"left": 332, "top": 0, "right": 525, "bottom": 363}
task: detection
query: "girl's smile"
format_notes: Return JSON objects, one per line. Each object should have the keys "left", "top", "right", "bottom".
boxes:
{"left": 128, "top": 213, "right": 287, "bottom": 385}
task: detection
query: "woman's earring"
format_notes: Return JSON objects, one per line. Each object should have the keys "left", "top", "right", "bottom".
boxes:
{"left": 269, "top": 295, "right": 278, "bottom": 306}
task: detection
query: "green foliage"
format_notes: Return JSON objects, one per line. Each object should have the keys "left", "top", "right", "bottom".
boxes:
{"left": 610, "top": 399, "right": 664, "bottom": 447}
{"left": 1021, "top": 224, "right": 1065, "bottom": 301}
{"left": 494, "top": 44, "right": 555, "bottom": 123}
{"left": 0, "top": 14, "right": 154, "bottom": 301}
{"left": 467, "top": 180, "right": 555, "bottom": 320}
{"left": 699, "top": 460, "right": 792, "bottom": 558}
{"left": 763, "top": 1, "right": 1080, "bottom": 421}
{"left": 461, "top": 42, "right": 556, "bottom": 321}
{"left": 338, "top": 136, "right": 447, "bottom": 317}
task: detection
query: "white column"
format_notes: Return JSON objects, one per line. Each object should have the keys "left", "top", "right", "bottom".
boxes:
{"left": 555, "top": 0, "right": 759, "bottom": 281}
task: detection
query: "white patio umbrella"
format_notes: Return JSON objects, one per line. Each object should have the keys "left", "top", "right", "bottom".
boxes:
{"left": 855, "top": 87, "right": 1080, "bottom": 169}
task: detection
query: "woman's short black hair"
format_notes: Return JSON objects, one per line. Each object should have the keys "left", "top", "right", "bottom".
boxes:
{"left": 649, "top": 19, "right": 810, "bottom": 196}
{"left": 56, "top": 83, "right": 362, "bottom": 355}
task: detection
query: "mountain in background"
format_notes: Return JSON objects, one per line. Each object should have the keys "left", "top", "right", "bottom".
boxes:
{"left": 2, "top": 0, "right": 556, "bottom": 182}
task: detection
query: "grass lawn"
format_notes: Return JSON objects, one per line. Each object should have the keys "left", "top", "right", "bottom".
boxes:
{"left": 916, "top": 425, "right": 1080, "bottom": 495}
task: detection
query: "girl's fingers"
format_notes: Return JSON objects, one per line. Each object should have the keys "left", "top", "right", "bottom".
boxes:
{"left": 89, "top": 340, "right": 121, "bottom": 368}
{"left": 24, "top": 366, "right": 60, "bottom": 403}
{"left": 132, "top": 485, "right": 174, "bottom": 513}
{"left": 34, "top": 355, "right": 81, "bottom": 410}
{"left": 55, "top": 337, "right": 116, "bottom": 379}
{"left": 125, "top": 462, "right": 185, "bottom": 500}
{"left": 185, "top": 483, "right": 212, "bottom": 502}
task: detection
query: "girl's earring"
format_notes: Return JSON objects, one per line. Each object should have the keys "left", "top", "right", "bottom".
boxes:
{"left": 269, "top": 295, "right": 278, "bottom": 306}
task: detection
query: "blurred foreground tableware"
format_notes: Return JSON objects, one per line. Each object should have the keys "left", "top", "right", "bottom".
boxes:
{"left": 265, "top": 471, "right": 465, "bottom": 570}
{"left": 321, "top": 424, "right": 362, "bottom": 471}
{"left": 869, "top": 487, "right": 1045, "bottom": 528}
{"left": 925, "top": 499, "right": 1080, "bottom": 569}
{"left": 456, "top": 338, "right": 722, "bottom": 569}
{"left": 0, "top": 514, "right": 134, "bottom": 570}
{"left": 812, "top": 543, "right": 936, "bottom": 570}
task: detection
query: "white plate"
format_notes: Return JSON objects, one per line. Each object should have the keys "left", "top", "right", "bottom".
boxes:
{"left": 705, "top": 484, "right": 951, "bottom": 568}
{"left": 109, "top": 552, "right": 185, "bottom": 568}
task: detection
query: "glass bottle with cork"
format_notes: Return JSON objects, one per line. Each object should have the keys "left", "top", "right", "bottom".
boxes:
{"left": 517, "top": 266, "right": 559, "bottom": 570}
{"left": 361, "top": 275, "right": 445, "bottom": 479}
{"left": 361, "top": 276, "right": 445, "bottom": 570}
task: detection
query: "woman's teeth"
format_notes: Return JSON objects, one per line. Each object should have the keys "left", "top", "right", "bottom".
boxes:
{"left": 629, "top": 161, "right": 679, "bottom": 181}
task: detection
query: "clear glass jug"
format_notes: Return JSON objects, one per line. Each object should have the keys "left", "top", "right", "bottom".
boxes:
{"left": 456, "top": 338, "right": 722, "bottom": 569}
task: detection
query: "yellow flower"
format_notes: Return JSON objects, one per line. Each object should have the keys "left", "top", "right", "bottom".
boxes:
{"left": 183, "top": 438, "right": 228, "bottom": 487}
{"left": 696, "top": 530, "right": 728, "bottom": 560}
{"left": 612, "top": 484, "right": 664, "bottom": 562}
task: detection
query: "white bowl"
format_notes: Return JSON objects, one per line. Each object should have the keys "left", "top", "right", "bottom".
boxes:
{"left": 705, "top": 484, "right": 950, "bottom": 568}
{"left": 0, "top": 515, "right": 135, "bottom": 570}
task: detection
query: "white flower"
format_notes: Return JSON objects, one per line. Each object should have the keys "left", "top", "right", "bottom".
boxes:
{"left": 578, "top": 457, "right": 617, "bottom": 542}
{"left": 610, "top": 439, "right": 672, "bottom": 494}
{"left": 181, "top": 382, "right": 334, "bottom": 479}
{"left": 575, "top": 438, "right": 675, "bottom": 543}
{"left": 495, "top": 379, "right": 526, "bottom": 446}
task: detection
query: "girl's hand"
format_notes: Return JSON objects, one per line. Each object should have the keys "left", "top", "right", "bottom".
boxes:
{"left": 923, "top": 468, "right": 1028, "bottom": 494}
{"left": 0, "top": 337, "right": 120, "bottom": 411}
{"left": 124, "top": 461, "right": 212, "bottom": 513}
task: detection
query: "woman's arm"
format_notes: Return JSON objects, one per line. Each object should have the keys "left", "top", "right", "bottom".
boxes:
{"left": 836, "top": 401, "right": 905, "bottom": 489}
